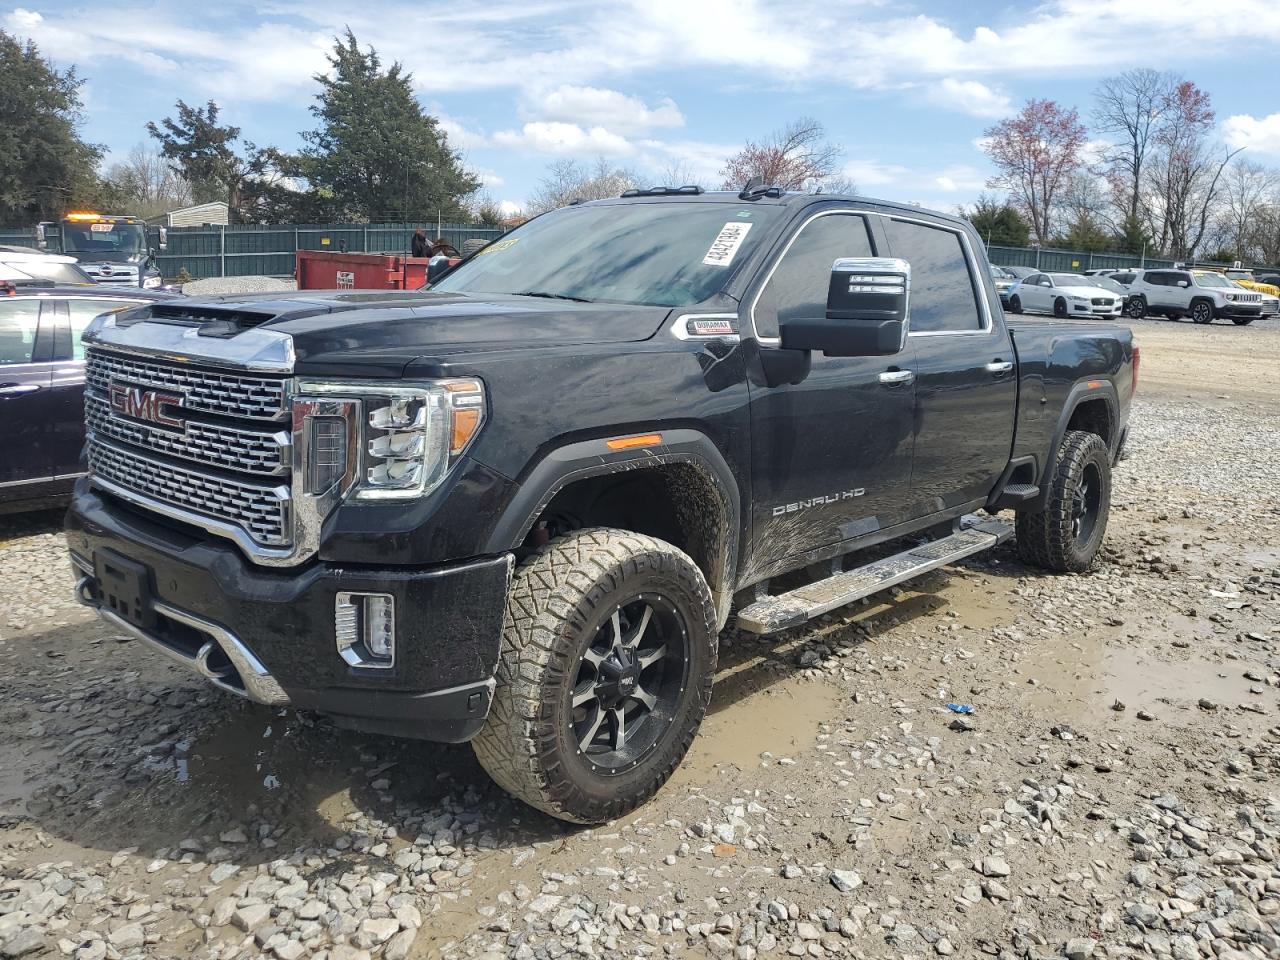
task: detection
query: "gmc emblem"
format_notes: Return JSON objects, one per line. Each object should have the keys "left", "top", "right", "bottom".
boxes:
{"left": 109, "top": 383, "right": 184, "bottom": 429}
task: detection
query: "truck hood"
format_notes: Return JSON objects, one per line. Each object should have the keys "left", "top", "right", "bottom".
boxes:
{"left": 126, "top": 290, "right": 675, "bottom": 376}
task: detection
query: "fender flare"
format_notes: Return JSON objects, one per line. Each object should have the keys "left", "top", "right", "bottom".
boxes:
{"left": 483, "top": 429, "right": 743, "bottom": 625}
{"left": 1029, "top": 379, "right": 1119, "bottom": 509}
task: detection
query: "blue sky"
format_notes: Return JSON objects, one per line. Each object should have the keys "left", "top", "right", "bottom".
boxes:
{"left": 8, "top": 0, "right": 1280, "bottom": 216}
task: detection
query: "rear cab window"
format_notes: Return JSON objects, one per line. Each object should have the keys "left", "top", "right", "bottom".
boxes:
{"left": 883, "top": 218, "right": 984, "bottom": 333}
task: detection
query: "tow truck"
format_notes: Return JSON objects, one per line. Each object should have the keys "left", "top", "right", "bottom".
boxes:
{"left": 37, "top": 213, "right": 167, "bottom": 289}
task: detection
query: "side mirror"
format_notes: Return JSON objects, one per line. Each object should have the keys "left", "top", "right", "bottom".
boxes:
{"left": 778, "top": 257, "right": 909, "bottom": 357}
{"left": 1177, "top": 280, "right": 1189, "bottom": 288}
{"left": 158, "top": 226, "right": 168, "bottom": 252}
{"left": 35, "top": 223, "right": 49, "bottom": 250}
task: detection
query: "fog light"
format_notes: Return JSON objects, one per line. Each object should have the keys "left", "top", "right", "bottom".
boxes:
{"left": 335, "top": 592, "right": 395, "bottom": 668}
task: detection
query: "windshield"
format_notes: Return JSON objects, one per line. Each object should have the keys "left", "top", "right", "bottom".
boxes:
{"left": 434, "top": 202, "right": 780, "bottom": 307}
{"left": 1, "top": 259, "right": 94, "bottom": 285}
{"left": 988, "top": 264, "right": 1013, "bottom": 279}
{"left": 1049, "top": 273, "right": 1090, "bottom": 286}
{"left": 61, "top": 221, "right": 147, "bottom": 260}
{"left": 1086, "top": 277, "right": 1125, "bottom": 294}
{"left": 1193, "top": 272, "right": 1233, "bottom": 288}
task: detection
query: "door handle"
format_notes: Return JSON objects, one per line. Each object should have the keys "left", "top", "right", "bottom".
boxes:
{"left": 0, "top": 383, "right": 41, "bottom": 397}
{"left": 879, "top": 369, "right": 915, "bottom": 386}
{"left": 985, "top": 361, "right": 1014, "bottom": 375}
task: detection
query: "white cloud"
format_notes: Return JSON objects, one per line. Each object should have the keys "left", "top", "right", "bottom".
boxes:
{"left": 530, "top": 85, "right": 684, "bottom": 135}
{"left": 1223, "top": 113, "right": 1280, "bottom": 157}
{"left": 841, "top": 160, "right": 910, "bottom": 188}
{"left": 436, "top": 115, "right": 490, "bottom": 151}
{"left": 928, "top": 78, "right": 1012, "bottom": 119}
{"left": 492, "top": 122, "right": 634, "bottom": 156}
{"left": 497, "top": 199, "right": 523, "bottom": 217}
{"left": 476, "top": 170, "right": 505, "bottom": 187}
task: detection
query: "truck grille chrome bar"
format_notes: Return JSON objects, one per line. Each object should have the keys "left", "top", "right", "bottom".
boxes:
{"left": 88, "top": 437, "right": 291, "bottom": 546}
{"left": 85, "top": 349, "right": 288, "bottom": 421}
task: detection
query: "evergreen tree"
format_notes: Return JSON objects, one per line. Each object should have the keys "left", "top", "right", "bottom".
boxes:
{"left": 298, "top": 30, "right": 479, "bottom": 222}
{"left": 961, "top": 194, "right": 1031, "bottom": 247}
{"left": 0, "top": 30, "right": 104, "bottom": 225}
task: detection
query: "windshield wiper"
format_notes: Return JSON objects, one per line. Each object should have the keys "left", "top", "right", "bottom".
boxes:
{"left": 515, "top": 290, "right": 593, "bottom": 303}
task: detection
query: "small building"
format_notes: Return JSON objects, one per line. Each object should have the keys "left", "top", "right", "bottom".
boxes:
{"left": 152, "top": 201, "right": 230, "bottom": 228}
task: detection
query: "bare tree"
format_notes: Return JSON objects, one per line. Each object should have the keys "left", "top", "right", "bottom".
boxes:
{"left": 526, "top": 158, "right": 640, "bottom": 214}
{"left": 1093, "top": 69, "right": 1177, "bottom": 225}
{"left": 105, "top": 143, "right": 194, "bottom": 217}
{"left": 1145, "top": 82, "right": 1242, "bottom": 260}
{"left": 652, "top": 158, "right": 704, "bottom": 189}
{"left": 982, "top": 99, "right": 1088, "bottom": 244}
{"left": 1219, "top": 159, "right": 1278, "bottom": 261}
{"left": 718, "top": 118, "right": 842, "bottom": 191}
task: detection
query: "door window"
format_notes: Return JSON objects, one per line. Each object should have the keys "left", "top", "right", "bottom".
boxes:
{"left": 66, "top": 299, "right": 139, "bottom": 359}
{"left": 0, "top": 300, "right": 41, "bottom": 365}
{"left": 753, "top": 213, "right": 873, "bottom": 340}
{"left": 883, "top": 219, "right": 984, "bottom": 333}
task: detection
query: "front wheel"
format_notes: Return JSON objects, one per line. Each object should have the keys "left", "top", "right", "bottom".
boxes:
{"left": 472, "top": 528, "right": 717, "bottom": 823}
{"left": 1053, "top": 297, "right": 1069, "bottom": 318}
{"left": 1190, "top": 300, "right": 1214, "bottom": 324}
{"left": 1008, "top": 294, "right": 1023, "bottom": 314}
{"left": 1015, "top": 430, "right": 1112, "bottom": 573}
{"left": 1124, "top": 296, "right": 1145, "bottom": 319}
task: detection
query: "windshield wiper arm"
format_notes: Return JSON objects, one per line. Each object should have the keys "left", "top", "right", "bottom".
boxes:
{"left": 515, "top": 290, "right": 593, "bottom": 303}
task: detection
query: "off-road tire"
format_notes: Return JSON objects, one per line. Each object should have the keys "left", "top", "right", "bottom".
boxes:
{"left": 1124, "top": 296, "right": 1145, "bottom": 319}
{"left": 1190, "top": 299, "right": 1214, "bottom": 324}
{"left": 472, "top": 528, "right": 717, "bottom": 824}
{"left": 1008, "top": 294, "right": 1023, "bottom": 314}
{"left": 1053, "top": 297, "right": 1069, "bottom": 318}
{"left": 1015, "top": 430, "right": 1111, "bottom": 573}
{"left": 1231, "top": 316, "right": 1254, "bottom": 326}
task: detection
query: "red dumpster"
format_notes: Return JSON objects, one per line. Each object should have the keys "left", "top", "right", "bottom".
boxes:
{"left": 295, "top": 250, "right": 432, "bottom": 291}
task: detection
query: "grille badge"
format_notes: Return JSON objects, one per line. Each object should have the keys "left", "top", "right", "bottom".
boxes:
{"left": 109, "top": 382, "right": 185, "bottom": 430}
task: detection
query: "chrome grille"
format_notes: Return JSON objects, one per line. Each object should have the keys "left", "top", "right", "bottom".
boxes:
{"left": 85, "top": 348, "right": 287, "bottom": 421}
{"left": 85, "top": 394, "right": 289, "bottom": 475}
{"left": 84, "top": 346, "right": 293, "bottom": 550}
{"left": 89, "top": 440, "right": 290, "bottom": 546}
{"left": 1090, "top": 297, "right": 1113, "bottom": 306}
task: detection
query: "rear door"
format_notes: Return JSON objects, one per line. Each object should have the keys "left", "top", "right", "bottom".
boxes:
{"left": 1021, "top": 274, "right": 1050, "bottom": 312}
{"left": 881, "top": 215, "right": 1017, "bottom": 512}
{"left": 0, "top": 297, "right": 56, "bottom": 487}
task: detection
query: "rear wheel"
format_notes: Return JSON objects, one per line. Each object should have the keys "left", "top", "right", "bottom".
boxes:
{"left": 1015, "top": 430, "right": 1111, "bottom": 573}
{"left": 472, "top": 528, "right": 717, "bottom": 823}
{"left": 1008, "top": 294, "right": 1023, "bottom": 314}
{"left": 1053, "top": 297, "right": 1069, "bottom": 318}
{"left": 1190, "top": 299, "right": 1214, "bottom": 324}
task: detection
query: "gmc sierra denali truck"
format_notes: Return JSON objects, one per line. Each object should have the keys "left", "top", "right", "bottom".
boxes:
{"left": 65, "top": 188, "right": 1137, "bottom": 823}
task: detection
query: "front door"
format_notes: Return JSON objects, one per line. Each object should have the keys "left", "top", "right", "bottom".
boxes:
{"left": 880, "top": 216, "right": 1017, "bottom": 512}
{"left": 744, "top": 209, "right": 916, "bottom": 582}
{"left": 0, "top": 298, "right": 56, "bottom": 487}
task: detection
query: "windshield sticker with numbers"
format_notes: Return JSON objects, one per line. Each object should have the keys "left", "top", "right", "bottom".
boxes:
{"left": 702, "top": 222, "right": 753, "bottom": 267}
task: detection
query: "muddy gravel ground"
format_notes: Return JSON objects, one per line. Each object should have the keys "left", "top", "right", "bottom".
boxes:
{"left": 1, "top": 317, "right": 1278, "bottom": 960}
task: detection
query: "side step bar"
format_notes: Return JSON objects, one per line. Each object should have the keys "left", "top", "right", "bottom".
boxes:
{"left": 735, "top": 515, "right": 1014, "bottom": 634}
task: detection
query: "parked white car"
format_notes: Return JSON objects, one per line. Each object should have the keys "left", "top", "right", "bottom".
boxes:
{"left": 1006, "top": 272, "right": 1123, "bottom": 318}
{"left": 1124, "top": 269, "right": 1262, "bottom": 325}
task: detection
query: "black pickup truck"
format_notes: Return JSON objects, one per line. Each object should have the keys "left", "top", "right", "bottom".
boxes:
{"left": 66, "top": 189, "right": 1137, "bottom": 823}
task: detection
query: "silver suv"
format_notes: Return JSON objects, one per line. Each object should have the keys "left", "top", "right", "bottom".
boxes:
{"left": 1125, "top": 269, "right": 1262, "bottom": 325}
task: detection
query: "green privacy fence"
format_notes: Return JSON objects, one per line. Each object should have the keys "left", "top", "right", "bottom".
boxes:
{"left": 156, "top": 222, "right": 508, "bottom": 279}
{"left": 988, "top": 244, "right": 1216, "bottom": 273}
{"left": 0, "top": 227, "right": 39, "bottom": 249}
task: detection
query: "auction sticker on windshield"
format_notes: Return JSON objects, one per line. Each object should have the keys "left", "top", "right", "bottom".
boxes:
{"left": 702, "top": 222, "right": 752, "bottom": 267}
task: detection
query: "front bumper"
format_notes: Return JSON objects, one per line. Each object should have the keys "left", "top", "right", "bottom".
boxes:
{"left": 66, "top": 485, "right": 513, "bottom": 742}
{"left": 1216, "top": 303, "right": 1263, "bottom": 319}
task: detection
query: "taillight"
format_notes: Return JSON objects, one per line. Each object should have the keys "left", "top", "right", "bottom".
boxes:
{"left": 1131, "top": 345, "right": 1140, "bottom": 395}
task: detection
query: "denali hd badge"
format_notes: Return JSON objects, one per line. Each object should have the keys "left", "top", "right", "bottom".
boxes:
{"left": 109, "top": 382, "right": 184, "bottom": 429}
{"left": 772, "top": 489, "right": 865, "bottom": 516}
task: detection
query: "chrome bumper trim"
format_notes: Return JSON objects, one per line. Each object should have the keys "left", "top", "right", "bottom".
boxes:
{"left": 71, "top": 554, "right": 290, "bottom": 706}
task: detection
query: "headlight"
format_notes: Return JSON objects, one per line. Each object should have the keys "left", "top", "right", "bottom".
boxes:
{"left": 1068, "top": 295, "right": 1089, "bottom": 303}
{"left": 297, "top": 379, "right": 486, "bottom": 501}
{"left": 1224, "top": 293, "right": 1237, "bottom": 301}
{"left": 143, "top": 275, "right": 162, "bottom": 289}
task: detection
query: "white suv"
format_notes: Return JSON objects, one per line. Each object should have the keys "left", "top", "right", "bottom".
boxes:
{"left": 1125, "top": 269, "right": 1262, "bottom": 325}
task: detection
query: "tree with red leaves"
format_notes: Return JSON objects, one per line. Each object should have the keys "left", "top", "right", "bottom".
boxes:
{"left": 1146, "top": 81, "right": 1241, "bottom": 260}
{"left": 719, "top": 118, "right": 844, "bottom": 192}
{"left": 982, "top": 99, "right": 1088, "bottom": 245}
